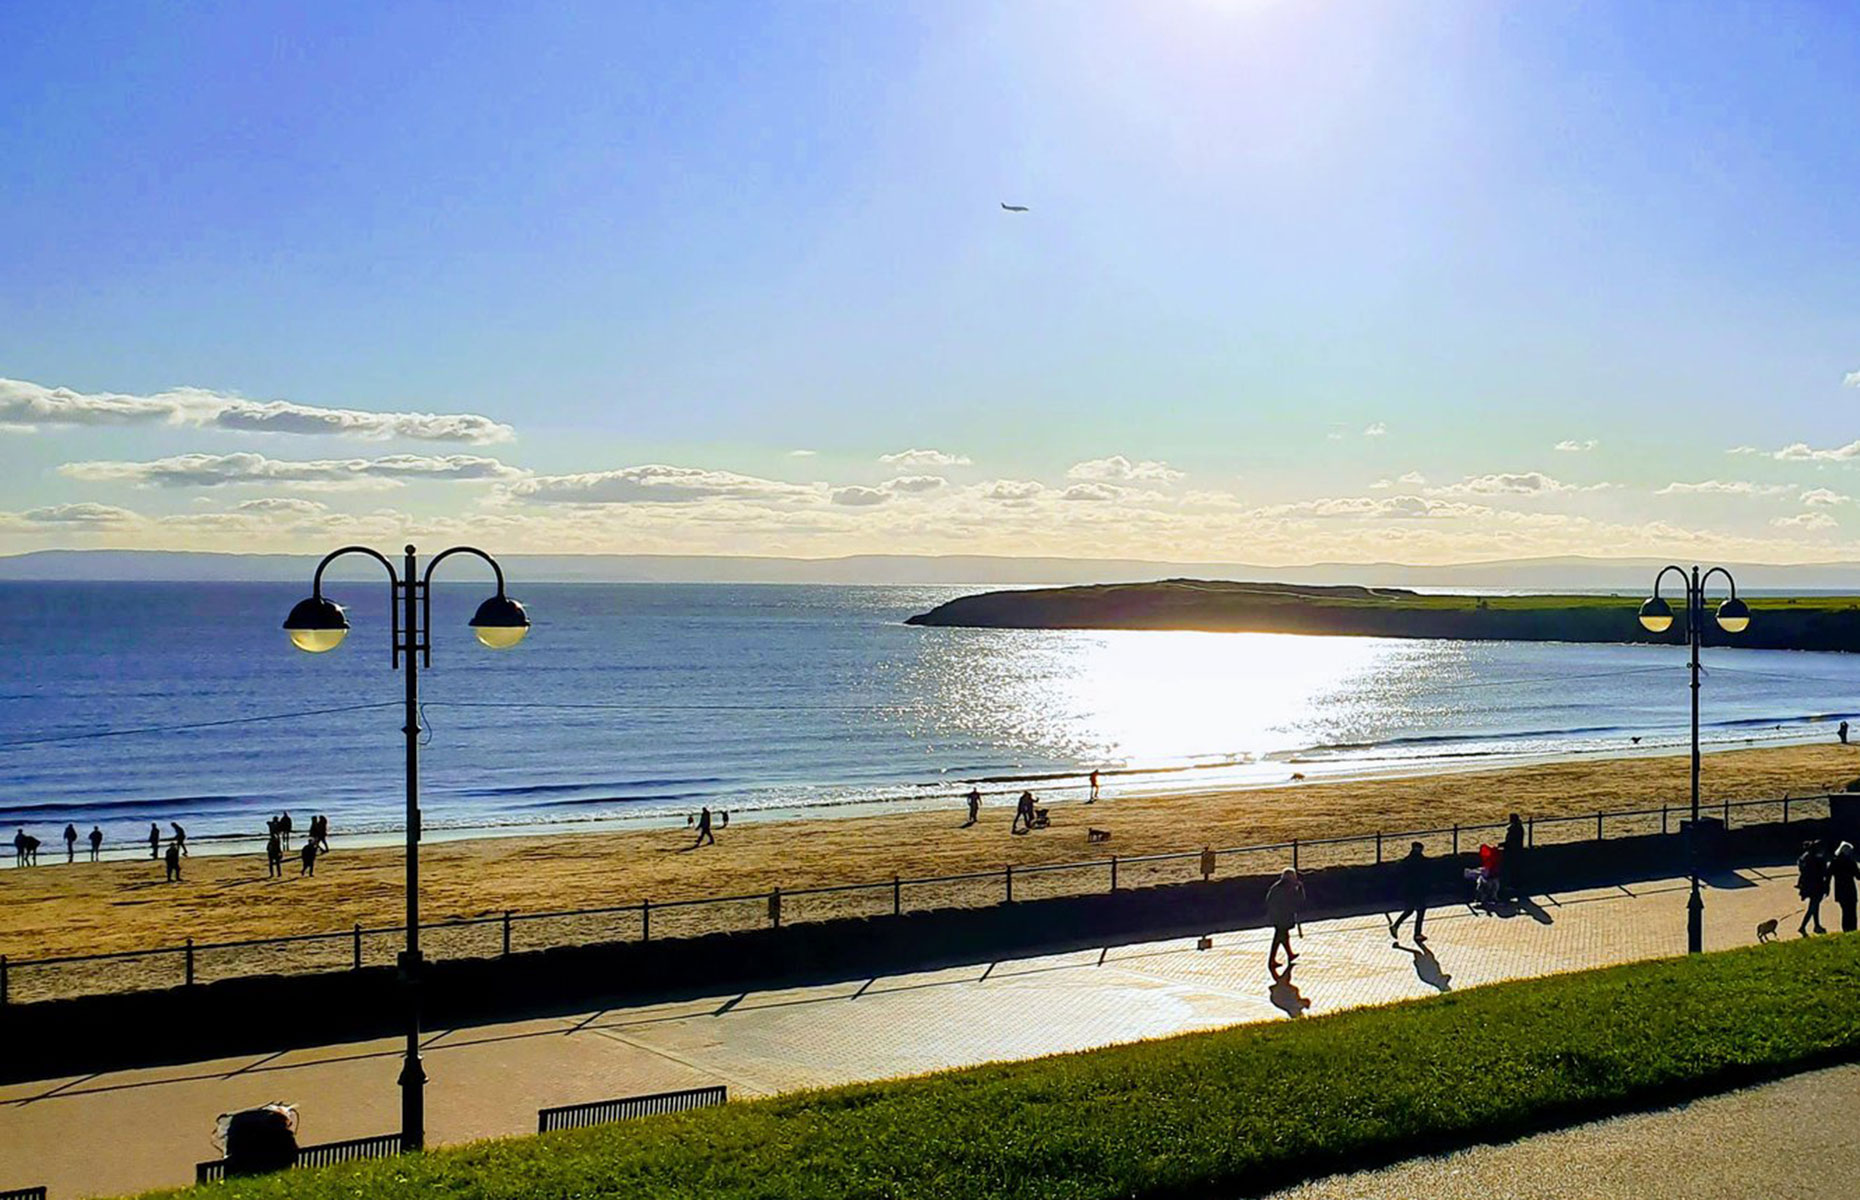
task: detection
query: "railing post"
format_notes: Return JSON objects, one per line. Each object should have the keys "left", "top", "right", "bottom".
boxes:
{"left": 893, "top": 874, "right": 901, "bottom": 917}
{"left": 184, "top": 938, "right": 195, "bottom": 987}
{"left": 1528, "top": 817, "right": 1535, "bottom": 848}
{"left": 1111, "top": 855, "right": 1119, "bottom": 891}
{"left": 1724, "top": 798, "right": 1731, "bottom": 829}
{"left": 1662, "top": 805, "right": 1669, "bottom": 835}
{"left": 502, "top": 911, "right": 512, "bottom": 957}
{"left": 1200, "top": 846, "right": 1215, "bottom": 881}
{"left": 641, "top": 899, "right": 650, "bottom": 943}
{"left": 769, "top": 888, "right": 781, "bottom": 929}
{"left": 1452, "top": 825, "right": 1460, "bottom": 856}
{"left": 1596, "top": 812, "right": 1604, "bottom": 841}
{"left": 1005, "top": 865, "right": 1013, "bottom": 904}
{"left": 1, "top": 954, "right": 8, "bottom": 1006}
{"left": 1292, "top": 839, "right": 1299, "bottom": 872}
{"left": 1375, "top": 831, "right": 1382, "bottom": 865}
{"left": 1785, "top": 795, "right": 1792, "bottom": 824}
{"left": 353, "top": 923, "right": 362, "bottom": 970}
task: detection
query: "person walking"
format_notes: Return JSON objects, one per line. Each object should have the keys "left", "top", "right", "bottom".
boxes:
{"left": 300, "top": 840, "right": 319, "bottom": 876}
{"left": 963, "top": 787, "right": 981, "bottom": 827}
{"left": 1088, "top": 769, "right": 1101, "bottom": 803}
{"left": 692, "top": 806, "right": 714, "bottom": 848}
{"left": 1390, "top": 841, "right": 1431, "bottom": 943}
{"left": 266, "top": 832, "right": 284, "bottom": 878}
{"left": 1012, "top": 790, "right": 1036, "bottom": 834}
{"left": 1266, "top": 868, "right": 1306, "bottom": 976}
{"left": 164, "top": 839, "right": 182, "bottom": 882}
{"left": 1841, "top": 720, "right": 1851, "bottom": 746}
{"left": 11, "top": 828, "right": 28, "bottom": 868}
{"left": 1832, "top": 842, "right": 1859, "bottom": 934}
{"left": 87, "top": 825, "right": 102, "bottom": 862}
{"left": 170, "top": 822, "right": 189, "bottom": 857}
{"left": 1797, "top": 840, "right": 1830, "bottom": 936}
{"left": 148, "top": 822, "right": 161, "bottom": 859}
{"left": 63, "top": 824, "right": 78, "bottom": 863}
{"left": 279, "top": 812, "right": 293, "bottom": 852}
{"left": 312, "top": 814, "right": 330, "bottom": 852}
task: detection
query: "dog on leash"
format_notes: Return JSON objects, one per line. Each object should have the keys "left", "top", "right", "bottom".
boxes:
{"left": 1757, "top": 918, "right": 1780, "bottom": 943}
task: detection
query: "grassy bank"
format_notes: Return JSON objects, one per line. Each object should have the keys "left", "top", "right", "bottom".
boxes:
{"left": 148, "top": 934, "right": 1860, "bottom": 1199}
{"left": 907, "top": 579, "right": 1860, "bottom": 651}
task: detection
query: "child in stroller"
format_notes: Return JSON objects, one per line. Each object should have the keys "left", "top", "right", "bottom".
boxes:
{"left": 1465, "top": 844, "right": 1504, "bottom": 907}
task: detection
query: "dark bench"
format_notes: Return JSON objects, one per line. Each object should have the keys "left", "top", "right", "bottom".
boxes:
{"left": 196, "top": 1132, "right": 402, "bottom": 1182}
{"left": 538, "top": 1085, "right": 726, "bottom": 1133}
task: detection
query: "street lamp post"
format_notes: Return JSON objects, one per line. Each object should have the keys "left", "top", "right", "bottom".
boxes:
{"left": 283, "top": 544, "right": 529, "bottom": 1151}
{"left": 1638, "top": 565, "right": 1750, "bottom": 955}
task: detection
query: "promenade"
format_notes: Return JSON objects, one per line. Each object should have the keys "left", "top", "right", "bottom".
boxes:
{"left": 0, "top": 865, "right": 1816, "bottom": 1199}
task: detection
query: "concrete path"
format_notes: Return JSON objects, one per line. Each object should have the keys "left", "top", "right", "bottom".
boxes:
{"left": 1268, "top": 1061, "right": 1860, "bottom": 1200}
{"left": 0, "top": 866, "right": 1820, "bottom": 1198}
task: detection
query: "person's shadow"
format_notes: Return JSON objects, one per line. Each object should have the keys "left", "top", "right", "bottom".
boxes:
{"left": 1487, "top": 894, "right": 1555, "bottom": 925}
{"left": 1394, "top": 941, "right": 1453, "bottom": 992}
{"left": 1268, "top": 965, "right": 1312, "bottom": 1018}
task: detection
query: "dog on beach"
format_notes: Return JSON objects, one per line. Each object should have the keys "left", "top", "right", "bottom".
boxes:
{"left": 1088, "top": 828, "right": 1111, "bottom": 844}
{"left": 1757, "top": 918, "right": 1780, "bottom": 943}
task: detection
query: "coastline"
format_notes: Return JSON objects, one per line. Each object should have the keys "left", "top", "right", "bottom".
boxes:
{"left": 4, "top": 740, "right": 1857, "bottom": 970}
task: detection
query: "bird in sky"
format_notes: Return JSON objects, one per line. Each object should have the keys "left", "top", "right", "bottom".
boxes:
{"left": 1000, "top": 203, "right": 1029, "bottom": 212}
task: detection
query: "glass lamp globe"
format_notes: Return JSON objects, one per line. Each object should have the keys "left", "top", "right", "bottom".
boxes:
{"left": 1715, "top": 596, "right": 1751, "bottom": 634}
{"left": 284, "top": 596, "right": 350, "bottom": 653}
{"left": 469, "top": 595, "right": 530, "bottom": 649}
{"left": 1637, "top": 596, "right": 1675, "bottom": 634}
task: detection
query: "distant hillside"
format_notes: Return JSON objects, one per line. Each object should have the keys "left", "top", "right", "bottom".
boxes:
{"left": 10, "top": 549, "right": 1860, "bottom": 590}
{"left": 906, "top": 579, "right": 1860, "bottom": 652}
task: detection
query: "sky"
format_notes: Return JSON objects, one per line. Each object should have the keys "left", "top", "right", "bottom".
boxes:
{"left": 3, "top": 0, "right": 1859, "bottom": 565}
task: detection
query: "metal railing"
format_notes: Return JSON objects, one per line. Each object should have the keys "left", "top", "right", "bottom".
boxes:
{"left": 2, "top": 793, "right": 1839, "bottom": 1006}
{"left": 0, "top": 1186, "right": 48, "bottom": 1200}
{"left": 196, "top": 1132, "right": 402, "bottom": 1182}
{"left": 538, "top": 1085, "right": 727, "bottom": 1133}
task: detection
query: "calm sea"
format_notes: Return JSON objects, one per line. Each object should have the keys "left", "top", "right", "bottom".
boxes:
{"left": 3, "top": 581, "right": 1858, "bottom": 858}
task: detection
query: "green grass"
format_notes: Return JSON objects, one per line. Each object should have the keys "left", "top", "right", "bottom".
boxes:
{"left": 151, "top": 936, "right": 1860, "bottom": 1200}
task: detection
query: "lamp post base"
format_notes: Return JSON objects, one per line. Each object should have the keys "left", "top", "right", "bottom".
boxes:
{"left": 1687, "top": 877, "right": 1704, "bottom": 955}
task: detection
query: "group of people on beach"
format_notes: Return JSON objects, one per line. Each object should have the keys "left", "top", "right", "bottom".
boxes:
{"left": 12, "top": 824, "right": 107, "bottom": 867}
{"left": 265, "top": 813, "right": 331, "bottom": 877}
{"left": 956, "top": 768, "right": 1107, "bottom": 833}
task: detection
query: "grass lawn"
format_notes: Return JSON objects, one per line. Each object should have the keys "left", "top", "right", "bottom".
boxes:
{"left": 152, "top": 935, "right": 1860, "bottom": 1199}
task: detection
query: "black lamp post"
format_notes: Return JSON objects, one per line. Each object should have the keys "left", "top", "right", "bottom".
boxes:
{"left": 1639, "top": 565, "right": 1750, "bottom": 955}
{"left": 283, "top": 544, "right": 529, "bottom": 1151}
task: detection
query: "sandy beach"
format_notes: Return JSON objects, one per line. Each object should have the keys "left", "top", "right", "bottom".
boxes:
{"left": 3, "top": 741, "right": 1856, "bottom": 998}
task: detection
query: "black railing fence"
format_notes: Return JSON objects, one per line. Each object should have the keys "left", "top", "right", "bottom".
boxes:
{"left": 2, "top": 793, "right": 1839, "bottom": 1006}
{"left": 196, "top": 1132, "right": 404, "bottom": 1182}
{"left": 538, "top": 1085, "right": 727, "bottom": 1133}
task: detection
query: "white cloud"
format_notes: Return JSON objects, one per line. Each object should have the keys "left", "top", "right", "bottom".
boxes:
{"left": 505, "top": 464, "right": 816, "bottom": 505}
{"left": 231, "top": 497, "right": 330, "bottom": 516}
{"left": 1844, "top": 370, "right": 1860, "bottom": 388}
{"left": 879, "top": 448, "right": 970, "bottom": 468}
{"left": 0, "top": 378, "right": 514, "bottom": 443}
{"left": 1362, "top": 422, "right": 1387, "bottom": 437}
{"left": 1061, "top": 482, "right": 1122, "bottom": 503}
{"left": 1426, "top": 472, "right": 1602, "bottom": 497}
{"left": 830, "top": 485, "right": 889, "bottom": 507}
{"left": 984, "top": 479, "right": 1045, "bottom": 504}
{"left": 17, "top": 502, "right": 139, "bottom": 525}
{"left": 1770, "top": 441, "right": 1860, "bottom": 463}
{"left": 1369, "top": 471, "right": 1427, "bottom": 490}
{"left": 789, "top": 449, "right": 817, "bottom": 457}
{"left": 1554, "top": 439, "right": 1599, "bottom": 452}
{"left": 884, "top": 475, "right": 947, "bottom": 494}
{"left": 1774, "top": 511, "right": 1838, "bottom": 531}
{"left": 1256, "top": 495, "right": 1482, "bottom": 520}
{"left": 1802, "top": 488, "right": 1852, "bottom": 507}
{"left": 1656, "top": 480, "right": 1795, "bottom": 497}
{"left": 61, "top": 452, "right": 523, "bottom": 489}
{"left": 1066, "top": 455, "right": 1185, "bottom": 483}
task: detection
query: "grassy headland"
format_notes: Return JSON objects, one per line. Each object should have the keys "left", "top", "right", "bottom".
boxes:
{"left": 140, "top": 934, "right": 1860, "bottom": 1199}
{"left": 906, "top": 580, "right": 1860, "bottom": 651}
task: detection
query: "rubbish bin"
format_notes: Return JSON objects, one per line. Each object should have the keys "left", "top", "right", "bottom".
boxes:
{"left": 217, "top": 1103, "right": 298, "bottom": 1176}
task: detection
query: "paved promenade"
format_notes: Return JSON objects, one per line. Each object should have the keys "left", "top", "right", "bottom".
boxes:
{"left": 0, "top": 865, "right": 1815, "bottom": 1198}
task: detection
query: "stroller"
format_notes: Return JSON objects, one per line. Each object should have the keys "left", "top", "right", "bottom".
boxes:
{"left": 1465, "top": 844, "right": 1504, "bottom": 907}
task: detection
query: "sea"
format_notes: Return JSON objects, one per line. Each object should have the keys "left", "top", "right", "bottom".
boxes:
{"left": 3, "top": 580, "right": 1859, "bottom": 859}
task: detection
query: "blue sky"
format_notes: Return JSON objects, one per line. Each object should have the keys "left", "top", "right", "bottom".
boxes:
{"left": 4, "top": 0, "right": 1859, "bottom": 562}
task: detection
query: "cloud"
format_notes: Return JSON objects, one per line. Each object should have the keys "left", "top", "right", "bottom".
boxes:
{"left": 505, "top": 464, "right": 817, "bottom": 506}
{"left": 1256, "top": 495, "right": 1482, "bottom": 520}
{"left": 1065, "top": 455, "right": 1184, "bottom": 483}
{"left": 1554, "top": 439, "right": 1599, "bottom": 452}
{"left": 984, "top": 479, "right": 1045, "bottom": 505}
{"left": 230, "top": 497, "right": 330, "bottom": 516}
{"left": 884, "top": 475, "right": 947, "bottom": 494}
{"left": 17, "top": 502, "right": 139, "bottom": 525}
{"left": 1802, "top": 488, "right": 1852, "bottom": 507}
{"left": 1061, "top": 482, "right": 1122, "bottom": 503}
{"left": 830, "top": 485, "right": 889, "bottom": 507}
{"left": 1362, "top": 422, "right": 1387, "bottom": 437}
{"left": 61, "top": 452, "right": 522, "bottom": 489}
{"left": 0, "top": 378, "right": 514, "bottom": 443}
{"left": 1426, "top": 472, "right": 1601, "bottom": 497}
{"left": 1656, "top": 480, "right": 1795, "bottom": 496}
{"left": 789, "top": 449, "right": 817, "bottom": 457}
{"left": 1845, "top": 371, "right": 1860, "bottom": 388}
{"left": 1769, "top": 441, "right": 1860, "bottom": 462}
{"left": 879, "top": 448, "right": 970, "bottom": 468}
{"left": 1773, "top": 511, "right": 1838, "bottom": 531}
{"left": 1370, "top": 471, "right": 1427, "bottom": 490}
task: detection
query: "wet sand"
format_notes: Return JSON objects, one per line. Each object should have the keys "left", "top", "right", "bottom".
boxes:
{"left": 2, "top": 741, "right": 1855, "bottom": 999}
